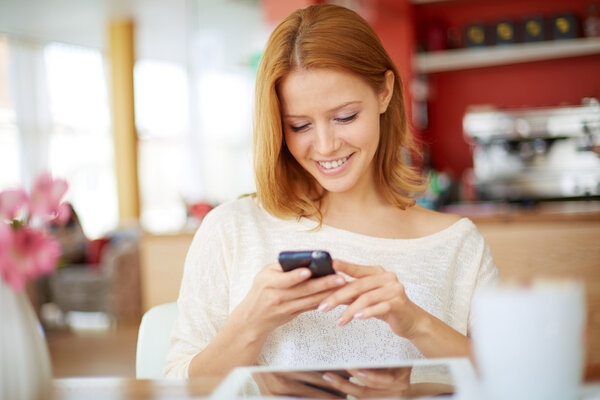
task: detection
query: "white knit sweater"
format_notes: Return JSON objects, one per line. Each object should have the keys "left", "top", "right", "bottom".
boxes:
{"left": 164, "top": 196, "right": 499, "bottom": 377}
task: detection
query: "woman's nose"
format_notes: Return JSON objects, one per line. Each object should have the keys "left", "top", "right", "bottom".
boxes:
{"left": 314, "top": 124, "right": 339, "bottom": 155}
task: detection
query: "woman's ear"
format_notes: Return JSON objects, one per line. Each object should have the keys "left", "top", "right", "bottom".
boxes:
{"left": 378, "top": 70, "right": 395, "bottom": 114}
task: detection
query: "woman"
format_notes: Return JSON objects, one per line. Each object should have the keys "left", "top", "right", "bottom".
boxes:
{"left": 165, "top": 3, "right": 499, "bottom": 389}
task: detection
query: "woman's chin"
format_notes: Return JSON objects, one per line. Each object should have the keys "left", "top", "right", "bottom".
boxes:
{"left": 316, "top": 180, "right": 356, "bottom": 195}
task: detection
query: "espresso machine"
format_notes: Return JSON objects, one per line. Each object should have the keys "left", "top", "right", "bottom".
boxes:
{"left": 463, "top": 99, "right": 600, "bottom": 201}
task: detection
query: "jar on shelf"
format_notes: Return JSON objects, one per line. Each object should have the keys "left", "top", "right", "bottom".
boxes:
{"left": 584, "top": 3, "right": 600, "bottom": 37}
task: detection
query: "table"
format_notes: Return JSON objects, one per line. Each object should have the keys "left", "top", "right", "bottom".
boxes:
{"left": 49, "top": 376, "right": 600, "bottom": 400}
{"left": 51, "top": 376, "right": 223, "bottom": 400}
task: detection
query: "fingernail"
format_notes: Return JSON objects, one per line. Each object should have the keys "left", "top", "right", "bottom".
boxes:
{"left": 299, "top": 269, "right": 311, "bottom": 278}
{"left": 322, "top": 373, "right": 333, "bottom": 382}
{"left": 354, "top": 312, "right": 364, "bottom": 319}
{"left": 357, "top": 370, "right": 368, "bottom": 377}
{"left": 336, "top": 316, "right": 346, "bottom": 326}
{"left": 318, "top": 302, "right": 329, "bottom": 312}
{"left": 334, "top": 276, "right": 345, "bottom": 286}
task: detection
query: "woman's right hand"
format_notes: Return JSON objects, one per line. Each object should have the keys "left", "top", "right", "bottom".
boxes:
{"left": 322, "top": 367, "right": 412, "bottom": 398}
{"left": 188, "top": 263, "right": 346, "bottom": 376}
{"left": 254, "top": 371, "right": 345, "bottom": 399}
{"left": 233, "top": 263, "right": 346, "bottom": 337}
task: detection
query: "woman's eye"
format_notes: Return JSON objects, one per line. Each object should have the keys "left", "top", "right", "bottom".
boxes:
{"left": 290, "top": 124, "right": 310, "bottom": 132}
{"left": 336, "top": 113, "right": 358, "bottom": 123}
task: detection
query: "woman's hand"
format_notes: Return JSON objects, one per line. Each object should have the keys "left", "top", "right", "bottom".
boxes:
{"left": 233, "top": 263, "right": 346, "bottom": 337}
{"left": 318, "top": 260, "right": 425, "bottom": 340}
{"left": 189, "top": 263, "right": 346, "bottom": 376}
{"left": 322, "top": 367, "right": 412, "bottom": 398}
{"left": 319, "top": 260, "right": 471, "bottom": 359}
{"left": 254, "top": 370, "right": 345, "bottom": 399}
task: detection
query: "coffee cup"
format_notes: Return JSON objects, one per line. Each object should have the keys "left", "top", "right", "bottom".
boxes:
{"left": 471, "top": 279, "right": 586, "bottom": 400}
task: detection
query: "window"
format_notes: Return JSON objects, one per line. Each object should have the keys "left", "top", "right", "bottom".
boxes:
{"left": 0, "top": 35, "right": 20, "bottom": 190}
{"left": 2, "top": 39, "right": 117, "bottom": 238}
{"left": 186, "top": 0, "right": 267, "bottom": 205}
{"left": 194, "top": 69, "right": 255, "bottom": 204}
{"left": 134, "top": 60, "right": 188, "bottom": 233}
{"left": 43, "top": 42, "right": 118, "bottom": 239}
{"left": 133, "top": 0, "right": 268, "bottom": 233}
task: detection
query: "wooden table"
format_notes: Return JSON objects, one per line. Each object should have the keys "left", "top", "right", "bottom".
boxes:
{"left": 50, "top": 376, "right": 223, "bottom": 399}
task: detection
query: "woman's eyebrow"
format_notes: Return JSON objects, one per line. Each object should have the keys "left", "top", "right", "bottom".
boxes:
{"left": 283, "top": 101, "right": 362, "bottom": 118}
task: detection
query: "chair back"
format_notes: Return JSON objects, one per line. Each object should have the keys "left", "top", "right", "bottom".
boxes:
{"left": 136, "top": 302, "right": 178, "bottom": 378}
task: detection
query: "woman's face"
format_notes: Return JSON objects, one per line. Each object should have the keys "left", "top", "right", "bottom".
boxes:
{"left": 279, "top": 68, "right": 392, "bottom": 196}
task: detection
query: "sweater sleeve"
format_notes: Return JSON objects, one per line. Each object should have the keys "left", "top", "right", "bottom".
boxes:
{"left": 163, "top": 209, "right": 231, "bottom": 377}
{"left": 467, "top": 242, "right": 501, "bottom": 336}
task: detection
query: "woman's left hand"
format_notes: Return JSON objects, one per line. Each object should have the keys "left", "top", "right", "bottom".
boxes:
{"left": 322, "top": 367, "right": 412, "bottom": 399}
{"left": 318, "top": 260, "right": 426, "bottom": 340}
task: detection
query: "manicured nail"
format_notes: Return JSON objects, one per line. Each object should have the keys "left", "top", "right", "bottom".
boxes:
{"left": 353, "top": 312, "right": 364, "bottom": 319}
{"left": 334, "top": 276, "right": 345, "bottom": 286}
{"left": 322, "top": 373, "right": 334, "bottom": 382}
{"left": 318, "top": 302, "right": 329, "bottom": 312}
{"left": 336, "top": 316, "right": 346, "bottom": 326}
{"left": 299, "top": 269, "right": 311, "bottom": 278}
{"left": 357, "top": 370, "right": 368, "bottom": 377}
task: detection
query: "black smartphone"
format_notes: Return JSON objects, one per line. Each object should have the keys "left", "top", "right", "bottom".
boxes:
{"left": 278, "top": 250, "right": 334, "bottom": 278}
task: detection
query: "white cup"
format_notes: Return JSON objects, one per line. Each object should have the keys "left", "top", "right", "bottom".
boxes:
{"left": 471, "top": 280, "right": 586, "bottom": 400}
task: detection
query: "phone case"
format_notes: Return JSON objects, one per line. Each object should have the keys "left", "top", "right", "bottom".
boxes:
{"left": 278, "top": 250, "right": 334, "bottom": 278}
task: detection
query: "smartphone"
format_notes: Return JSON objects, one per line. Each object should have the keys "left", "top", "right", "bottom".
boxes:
{"left": 278, "top": 250, "right": 334, "bottom": 278}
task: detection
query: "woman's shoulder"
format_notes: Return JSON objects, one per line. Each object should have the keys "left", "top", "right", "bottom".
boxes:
{"left": 407, "top": 205, "right": 468, "bottom": 237}
{"left": 201, "top": 195, "right": 271, "bottom": 229}
{"left": 204, "top": 195, "right": 255, "bottom": 219}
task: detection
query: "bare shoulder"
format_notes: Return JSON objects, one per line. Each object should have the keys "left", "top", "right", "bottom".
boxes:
{"left": 406, "top": 205, "right": 464, "bottom": 237}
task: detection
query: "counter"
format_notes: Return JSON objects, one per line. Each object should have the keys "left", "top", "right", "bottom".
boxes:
{"left": 446, "top": 200, "right": 600, "bottom": 373}
{"left": 443, "top": 200, "right": 600, "bottom": 223}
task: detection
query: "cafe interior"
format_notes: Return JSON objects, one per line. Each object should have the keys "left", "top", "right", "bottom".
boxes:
{"left": 0, "top": 0, "right": 599, "bottom": 398}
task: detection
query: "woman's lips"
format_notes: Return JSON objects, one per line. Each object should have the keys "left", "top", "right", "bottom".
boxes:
{"left": 315, "top": 153, "right": 353, "bottom": 175}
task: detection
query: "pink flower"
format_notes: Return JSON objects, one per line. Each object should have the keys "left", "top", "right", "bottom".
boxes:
{"left": 0, "top": 172, "right": 69, "bottom": 290}
{"left": 0, "top": 189, "right": 28, "bottom": 221}
{"left": 29, "top": 172, "right": 69, "bottom": 222}
{"left": 0, "top": 223, "right": 11, "bottom": 253}
{"left": 54, "top": 203, "right": 73, "bottom": 226}
{"left": 0, "top": 224, "right": 61, "bottom": 291}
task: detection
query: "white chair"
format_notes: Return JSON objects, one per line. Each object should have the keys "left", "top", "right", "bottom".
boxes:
{"left": 136, "top": 302, "right": 179, "bottom": 379}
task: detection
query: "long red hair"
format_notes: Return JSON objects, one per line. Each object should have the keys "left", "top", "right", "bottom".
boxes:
{"left": 253, "top": 4, "right": 425, "bottom": 222}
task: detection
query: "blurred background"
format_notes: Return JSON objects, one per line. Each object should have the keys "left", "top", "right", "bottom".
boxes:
{"left": 0, "top": 0, "right": 599, "bottom": 379}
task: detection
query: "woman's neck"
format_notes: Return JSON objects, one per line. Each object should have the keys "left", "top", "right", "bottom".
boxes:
{"left": 318, "top": 178, "right": 405, "bottom": 234}
{"left": 321, "top": 187, "right": 387, "bottom": 218}
{"left": 319, "top": 168, "right": 386, "bottom": 216}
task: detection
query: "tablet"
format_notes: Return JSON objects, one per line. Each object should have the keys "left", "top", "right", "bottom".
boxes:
{"left": 210, "top": 357, "right": 477, "bottom": 399}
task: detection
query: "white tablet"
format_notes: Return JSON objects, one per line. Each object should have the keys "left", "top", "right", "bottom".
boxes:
{"left": 210, "top": 357, "right": 478, "bottom": 399}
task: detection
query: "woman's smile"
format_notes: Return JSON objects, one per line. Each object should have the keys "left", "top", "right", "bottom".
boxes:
{"left": 315, "top": 153, "right": 353, "bottom": 175}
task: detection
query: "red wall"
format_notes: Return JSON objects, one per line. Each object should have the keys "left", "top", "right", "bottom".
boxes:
{"left": 260, "top": 0, "right": 315, "bottom": 27}
{"left": 427, "top": 54, "right": 600, "bottom": 176}
{"left": 407, "top": 0, "right": 600, "bottom": 178}
{"left": 371, "top": 0, "right": 416, "bottom": 122}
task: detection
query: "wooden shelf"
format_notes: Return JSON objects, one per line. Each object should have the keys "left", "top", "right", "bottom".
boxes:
{"left": 415, "top": 37, "right": 600, "bottom": 73}
{"left": 411, "top": 0, "right": 453, "bottom": 3}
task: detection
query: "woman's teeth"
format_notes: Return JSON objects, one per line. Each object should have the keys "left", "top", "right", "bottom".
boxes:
{"left": 318, "top": 157, "right": 347, "bottom": 169}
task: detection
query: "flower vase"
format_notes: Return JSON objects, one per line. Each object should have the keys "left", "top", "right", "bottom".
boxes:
{"left": 0, "top": 279, "right": 52, "bottom": 400}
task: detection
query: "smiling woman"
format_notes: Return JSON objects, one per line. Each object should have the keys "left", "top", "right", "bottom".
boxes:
{"left": 165, "top": 4, "right": 500, "bottom": 387}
